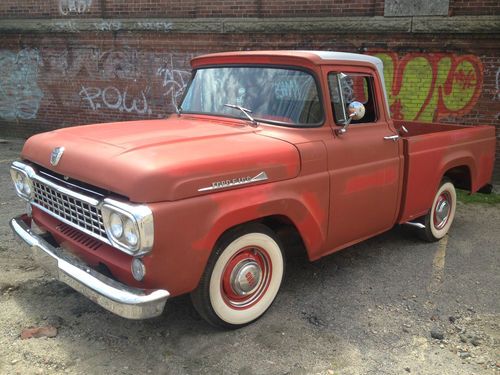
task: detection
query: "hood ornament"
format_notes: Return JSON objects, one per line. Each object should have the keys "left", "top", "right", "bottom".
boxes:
{"left": 50, "top": 146, "right": 65, "bottom": 166}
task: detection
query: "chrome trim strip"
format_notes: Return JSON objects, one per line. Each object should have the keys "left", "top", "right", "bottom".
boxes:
{"left": 10, "top": 216, "right": 169, "bottom": 319}
{"left": 33, "top": 173, "right": 100, "bottom": 206}
{"left": 13, "top": 161, "right": 99, "bottom": 206}
{"left": 337, "top": 73, "right": 348, "bottom": 122}
{"left": 198, "top": 171, "right": 269, "bottom": 192}
{"left": 101, "top": 198, "right": 154, "bottom": 256}
{"left": 10, "top": 163, "right": 33, "bottom": 201}
{"left": 38, "top": 170, "right": 106, "bottom": 198}
{"left": 403, "top": 221, "right": 426, "bottom": 229}
{"left": 383, "top": 134, "right": 400, "bottom": 142}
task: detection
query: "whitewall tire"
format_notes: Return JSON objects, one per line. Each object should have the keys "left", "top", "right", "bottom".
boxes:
{"left": 419, "top": 178, "right": 457, "bottom": 242}
{"left": 191, "top": 223, "right": 285, "bottom": 329}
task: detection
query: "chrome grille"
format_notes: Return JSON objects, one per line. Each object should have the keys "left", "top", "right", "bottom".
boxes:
{"left": 33, "top": 180, "right": 107, "bottom": 239}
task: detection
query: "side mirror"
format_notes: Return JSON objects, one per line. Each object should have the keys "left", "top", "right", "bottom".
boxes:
{"left": 336, "top": 101, "right": 365, "bottom": 135}
{"left": 347, "top": 101, "right": 365, "bottom": 120}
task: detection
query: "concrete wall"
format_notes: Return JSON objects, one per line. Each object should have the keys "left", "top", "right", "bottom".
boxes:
{"left": 0, "top": 0, "right": 499, "bottom": 183}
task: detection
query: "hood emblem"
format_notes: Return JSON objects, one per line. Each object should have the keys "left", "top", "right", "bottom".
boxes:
{"left": 50, "top": 146, "right": 65, "bottom": 166}
{"left": 198, "top": 171, "right": 268, "bottom": 192}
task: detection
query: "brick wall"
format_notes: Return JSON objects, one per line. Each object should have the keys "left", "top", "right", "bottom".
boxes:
{"left": 0, "top": 0, "right": 387, "bottom": 19}
{"left": 450, "top": 0, "right": 500, "bottom": 16}
{"left": 0, "top": 0, "right": 499, "bottom": 183}
{"left": 1, "top": 0, "right": 499, "bottom": 18}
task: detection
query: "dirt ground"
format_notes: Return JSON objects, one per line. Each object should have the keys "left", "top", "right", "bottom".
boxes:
{"left": 0, "top": 138, "right": 499, "bottom": 375}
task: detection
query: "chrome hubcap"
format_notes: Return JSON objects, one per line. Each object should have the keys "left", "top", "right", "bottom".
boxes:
{"left": 434, "top": 192, "right": 451, "bottom": 229}
{"left": 221, "top": 246, "right": 272, "bottom": 309}
{"left": 230, "top": 260, "right": 262, "bottom": 296}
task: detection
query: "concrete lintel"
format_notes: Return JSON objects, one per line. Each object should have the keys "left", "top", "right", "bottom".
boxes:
{"left": 412, "top": 16, "right": 500, "bottom": 34}
{"left": 0, "top": 18, "right": 223, "bottom": 34}
{"left": 0, "top": 16, "right": 498, "bottom": 34}
{"left": 222, "top": 17, "right": 411, "bottom": 34}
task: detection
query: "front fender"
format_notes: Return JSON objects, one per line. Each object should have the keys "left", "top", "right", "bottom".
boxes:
{"left": 144, "top": 174, "right": 329, "bottom": 297}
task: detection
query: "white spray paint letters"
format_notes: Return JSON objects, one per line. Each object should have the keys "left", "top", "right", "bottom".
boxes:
{"left": 495, "top": 67, "right": 500, "bottom": 120}
{"left": 79, "top": 86, "right": 152, "bottom": 115}
{"left": 0, "top": 49, "right": 43, "bottom": 120}
{"left": 0, "top": 47, "right": 195, "bottom": 121}
{"left": 59, "top": 0, "right": 92, "bottom": 15}
{"left": 495, "top": 67, "right": 499, "bottom": 101}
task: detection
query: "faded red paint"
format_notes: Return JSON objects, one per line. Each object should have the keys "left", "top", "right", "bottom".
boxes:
{"left": 344, "top": 166, "right": 398, "bottom": 194}
{"left": 396, "top": 120, "right": 496, "bottom": 223}
{"left": 19, "top": 51, "right": 496, "bottom": 298}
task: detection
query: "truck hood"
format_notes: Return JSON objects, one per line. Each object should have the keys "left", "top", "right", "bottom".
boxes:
{"left": 21, "top": 116, "right": 300, "bottom": 202}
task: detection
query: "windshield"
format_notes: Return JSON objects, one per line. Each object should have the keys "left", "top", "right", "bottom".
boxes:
{"left": 181, "top": 66, "right": 323, "bottom": 126}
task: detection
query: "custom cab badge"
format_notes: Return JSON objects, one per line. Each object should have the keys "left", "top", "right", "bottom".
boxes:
{"left": 50, "top": 146, "right": 65, "bottom": 166}
{"left": 198, "top": 171, "right": 268, "bottom": 192}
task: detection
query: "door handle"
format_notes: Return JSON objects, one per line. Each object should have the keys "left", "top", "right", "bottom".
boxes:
{"left": 383, "top": 135, "right": 400, "bottom": 141}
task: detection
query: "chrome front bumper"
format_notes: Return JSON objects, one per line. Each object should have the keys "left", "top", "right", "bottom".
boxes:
{"left": 10, "top": 215, "right": 169, "bottom": 319}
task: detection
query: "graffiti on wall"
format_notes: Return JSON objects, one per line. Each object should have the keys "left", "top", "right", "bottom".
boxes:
{"left": 0, "top": 47, "right": 194, "bottom": 121}
{"left": 495, "top": 68, "right": 500, "bottom": 101}
{"left": 46, "top": 47, "right": 140, "bottom": 80}
{"left": 0, "top": 49, "right": 44, "bottom": 120}
{"left": 136, "top": 21, "right": 173, "bottom": 32}
{"left": 79, "top": 86, "right": 152, "bottom": 115}
{"left": 59, "top": 0, "right": 92, "bottom": 15}
{"left": 5, "top": 48, "right": 490, "bottom": 125}
{"left": 374, "top": 53, "right": 483, "bottom": 121}
{"left": 47, "top": 48, "right": 192, "bottom": 114}
{"left": 156, "top": 55, "right": 192, "bottom": 108}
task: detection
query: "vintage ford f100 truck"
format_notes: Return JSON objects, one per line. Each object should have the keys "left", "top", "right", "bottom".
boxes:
{"left": 9, "top": 51, "right": 496, "bottom": 328}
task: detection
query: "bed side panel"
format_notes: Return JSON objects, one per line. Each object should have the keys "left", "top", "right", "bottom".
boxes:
{"left": 399, "top": 125, "right": 495, "bottom": 223}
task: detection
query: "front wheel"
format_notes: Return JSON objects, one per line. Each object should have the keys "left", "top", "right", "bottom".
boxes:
{"left": 191, "top": 223, "right": 285, "bottom": 329}
{"left": 418, "top": 178, "right": 457, "bottom": 242}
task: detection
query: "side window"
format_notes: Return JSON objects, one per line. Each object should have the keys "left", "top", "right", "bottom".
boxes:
{"left": 327, "top": 73, "right": 377, "bottom": 125}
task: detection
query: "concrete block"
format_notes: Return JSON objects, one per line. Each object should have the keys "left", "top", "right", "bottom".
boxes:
{"left": 385, "top": 0, "right": 449, "bottom": 17}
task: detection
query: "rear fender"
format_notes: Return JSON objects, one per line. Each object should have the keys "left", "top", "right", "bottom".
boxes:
{"left": 439, "top": 155, "right": 476, "bottom": 192}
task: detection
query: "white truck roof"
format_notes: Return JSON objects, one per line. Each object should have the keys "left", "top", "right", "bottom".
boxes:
{"left": 299, "top": 51, "right": 390, "bottom": 114}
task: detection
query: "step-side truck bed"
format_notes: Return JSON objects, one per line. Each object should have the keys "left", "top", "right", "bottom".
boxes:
{"left": 395, "top": 121, "right": 496, "bottom": 223}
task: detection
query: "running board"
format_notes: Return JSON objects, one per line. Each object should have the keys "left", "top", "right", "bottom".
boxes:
{"left": 403, "top": 221, "right": 425, "bottom": 229}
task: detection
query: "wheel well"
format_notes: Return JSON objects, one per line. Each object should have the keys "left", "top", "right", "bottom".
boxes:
{"left": 258, "top": 215, "right": 308, "bottom": 259}
{"left": 444, "top": 166, "right": 471, "bottom": 191}
{"left": 213, "top": 216, "right": 308, "bottom": 262}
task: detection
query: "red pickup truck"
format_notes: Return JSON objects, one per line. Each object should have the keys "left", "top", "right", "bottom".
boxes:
{"left": 9, "top": 51, "right": 496, "bottom": 328}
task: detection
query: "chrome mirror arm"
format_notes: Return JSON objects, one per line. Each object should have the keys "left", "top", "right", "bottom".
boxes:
{"left": 335, "top": 113, "right": 355, "bottom": 135}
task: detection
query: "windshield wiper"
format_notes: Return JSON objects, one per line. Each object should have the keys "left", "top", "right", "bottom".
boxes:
{"left": 224, "top": 103, "right": 258, "bottom": 126}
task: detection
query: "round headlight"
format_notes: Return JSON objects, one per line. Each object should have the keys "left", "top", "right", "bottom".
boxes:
{"left": 13, "top": 171, "right": 25, "bottom": 191}
{"left": 110, "top": 212, "right": 124, "bottom": 238}
{"left": 23, "top": 181, "right": 31, "bottom": 195}
{"left": 123, "top": 219, "right": 138, "bottom": 246}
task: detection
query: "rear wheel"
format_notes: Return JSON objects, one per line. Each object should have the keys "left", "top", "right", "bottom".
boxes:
{"left": 419, "top": 178, "right": 457, "bottom": 242}
{"left": 191, "top": 223, "right": 285, "bottom": 329}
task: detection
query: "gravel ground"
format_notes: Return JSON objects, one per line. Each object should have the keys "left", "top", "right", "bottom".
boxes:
{"left": 0, "top": 138, "right": 499, "bottom": 375}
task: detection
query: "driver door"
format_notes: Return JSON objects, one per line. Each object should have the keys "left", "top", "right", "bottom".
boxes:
{"left": 323, "top": 68, "right": 403, "bottom": 251}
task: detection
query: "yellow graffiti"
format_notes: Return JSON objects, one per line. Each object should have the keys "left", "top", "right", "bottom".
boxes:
{"left": 374, "top": 53, "right": 483, "bottom": 121}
